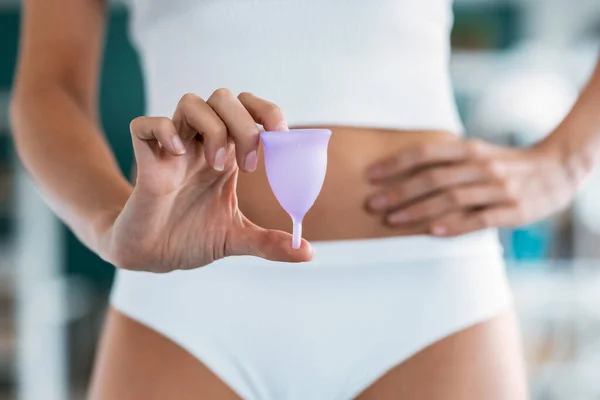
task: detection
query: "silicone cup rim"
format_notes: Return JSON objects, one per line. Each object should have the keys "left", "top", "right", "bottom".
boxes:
{"left": 260, "top": 128, "right": 332, "bottom": 140}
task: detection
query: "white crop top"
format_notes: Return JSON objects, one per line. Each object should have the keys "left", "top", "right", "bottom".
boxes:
{"left": 127, "top": 0, "right": 464, "bottom": 133}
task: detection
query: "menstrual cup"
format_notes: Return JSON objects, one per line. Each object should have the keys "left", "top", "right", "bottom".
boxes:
{"left": 260, "top": 129, "right": 332, "bottom": 249}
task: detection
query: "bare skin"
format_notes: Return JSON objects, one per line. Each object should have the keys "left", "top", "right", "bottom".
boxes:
{"left": 355, "top": 311, "right": 528, "bottom": 400}
{"left": 89, "top": 308, "right": 527, "bottom": 400}
{"left": 364, "top": 61, "right": 600, "bottom": 236}
{"left": 88, "top": 126, "right": 529, "bottom": 399}
{"left": 90, "top": 309, "right": 242, "bottom": 400}
{"left": 88, "top": 127, "right": 531, "bottom": 400}
{"left": 237, "top": 127, "right": 458, "bottom": 240}
{"left": 11, "top": 0, "right": 600, "bottom": 398}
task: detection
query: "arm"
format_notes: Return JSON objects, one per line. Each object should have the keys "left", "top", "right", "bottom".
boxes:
{"left": 10, "top": 0, "right": 133, "bottom": 259}
{"left": 10, "top": 0, "right": 311, "bottom": 269}
{"left": 545, "top": 58, "right": 600, "bottom": 183}
{"left": 365, "top": 57, "right": 600, "bottom": 236}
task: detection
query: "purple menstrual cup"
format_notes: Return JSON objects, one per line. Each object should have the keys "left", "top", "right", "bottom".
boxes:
{"left": 260, "top": 129, "right": 332, "bottom": 249}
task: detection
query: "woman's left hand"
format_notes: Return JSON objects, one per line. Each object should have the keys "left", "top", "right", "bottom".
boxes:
{"left": 365, "top": 138, "right": 581, "bottom": 237}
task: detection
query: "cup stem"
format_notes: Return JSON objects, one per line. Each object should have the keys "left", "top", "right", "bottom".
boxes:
{"left": 292, "top": 218, "right": 302, "bottom": 249}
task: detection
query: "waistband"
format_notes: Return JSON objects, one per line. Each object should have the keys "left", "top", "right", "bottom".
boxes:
{"left": 220, "top": 229, "right": 504, "bottom": 268}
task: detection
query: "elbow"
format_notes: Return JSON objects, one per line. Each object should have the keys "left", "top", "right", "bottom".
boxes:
{"left": 8, "top": 83, "right": 29, "bottom": 135}
{"left": 8, "top": 91, "right": 19, "bottom": 131}
{"left": 9, "top": 81, "right": 51, "bottom": 143}
{"left": 8, "top": 83, "right": 46, "bottom": 165}
{"left": 8, "top": 88, "right": 29, "bottom": 156}
{"left": 9, "top": 90, "right": 24, "bottom": 144}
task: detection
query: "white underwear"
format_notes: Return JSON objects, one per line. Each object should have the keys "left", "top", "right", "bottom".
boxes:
{"left": 111, "top": 229, "right": 512, "bottom": 400}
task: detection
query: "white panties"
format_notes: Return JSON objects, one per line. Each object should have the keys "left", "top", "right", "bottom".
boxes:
{"left": 111, "top": 230, "right": 512, "bottom": 400}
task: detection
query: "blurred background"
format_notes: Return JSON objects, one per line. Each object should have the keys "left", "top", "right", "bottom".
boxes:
{"left": 0, "top": 0, "right": 600, "bottom": 399}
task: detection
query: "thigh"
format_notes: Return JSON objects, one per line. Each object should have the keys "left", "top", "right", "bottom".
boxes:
{"left": 88, "top": 307, "right": 241, "bottom": 400}
{"left": 355, "top": 311, "right": 529, "bottom": 400}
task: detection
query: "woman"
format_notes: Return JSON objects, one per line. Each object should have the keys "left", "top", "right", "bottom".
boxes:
{"left": 10, "top": 0, "right": 600, "bottom": 398}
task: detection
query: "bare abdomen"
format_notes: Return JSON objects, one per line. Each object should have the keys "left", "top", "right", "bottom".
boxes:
{"left": 237, "top": 126, "right": 458, "bottom": 241}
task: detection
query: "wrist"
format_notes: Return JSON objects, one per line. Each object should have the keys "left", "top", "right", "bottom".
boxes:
{"left": 538, "top": 125, "right": 596, "bottom": 189}
{"left": 92, "top": 186, "right": 132, "bottom": 264}
{"left": 93, "top": 209, "right": 120, "bottom": 262}
{"left": 538, "top": 64, "right": 600, "bottom": 187}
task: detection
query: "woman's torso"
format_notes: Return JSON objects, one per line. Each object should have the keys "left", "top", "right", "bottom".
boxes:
{"left": 238, "top": 127, "right": 458, "bottom": 240}
{"left": 127, "top": 0, "right": 462, "bottom": 240}
{"left": 94, "top": 4, "right": 521, "bottom": 396}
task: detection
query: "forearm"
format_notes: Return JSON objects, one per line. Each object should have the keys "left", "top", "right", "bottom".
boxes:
{"left": 544, "top": 57, "right": 600, "bottom": 184}
{"left": 10, "top": 82, "right": 132, "bottom": 258}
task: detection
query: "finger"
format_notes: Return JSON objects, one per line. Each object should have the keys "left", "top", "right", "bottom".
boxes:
{"left": 130, "top": 116, "right": 185, "bottom": 157}
{"left": 231, "top": 223, "right": 314, "bottom": 263}
{"left": 207, "top": 89, "right": 261, "bottom": 172}
{"left": 368, "top": 162, "right": 498, "bottom": 213}
{"left": 386, "top": 183, "right": 510, "bottom": 225}
{"left": 237, "top": 92, "right": 289, "bottom": 132}
{"left": 367, "top": 139, "right": 492, "bottom": 182}
{"left": 172, "top": 93, "right": 229, "bottom": 171}
{"left": 428, "top": 205, "right": 521, "bottom": 237}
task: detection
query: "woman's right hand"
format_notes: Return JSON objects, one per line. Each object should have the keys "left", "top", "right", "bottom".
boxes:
{"left": 102, "top": 89, "right": 313, "bottom": 273}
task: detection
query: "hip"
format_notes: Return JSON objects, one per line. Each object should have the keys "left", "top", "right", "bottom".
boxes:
{"left": 104, "top": 231, "right": 518, "bottom": 400}
{"left": 111, "top": 229, "right": 510, "bottom": 313}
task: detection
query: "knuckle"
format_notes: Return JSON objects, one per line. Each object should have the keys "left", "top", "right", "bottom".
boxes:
{"left": 476, "top": 212, "right": 493, "bottom": 228}
{"left": 417, "top": 201, "right": 435, "bottom": 217}
{"left": 445, "top": 189, "right": 462, "bottom": 206}
{"left": 214, "top": 122, "right": 228, "bottom": 138}
{"left": 179, "top": 92, "right": 199, "bottom": 106}
{"left": 263, "top": 102, "right": 283, "bottom": 117}
{"left": 413, "top": 144, "right": 432, "bottom": 161}
{"left": 381, "top": 190, "right": 397, "bottom": 206}
{"left": 467, "top": 139, "right": 485, "bottom": 157}
{"left": 155, "top": 117, "right": 173, "bottom": 133}
{"left": 513, "top": 203, "right": 528, "bottom": 222}
{"left": 205, "top": 121, "right": 228, "bottom": 141}
{"left": 483, "top": 159, "right": 504, "bottom": 179}
{"left": 237, "top": 91, "right": 253, "bottom": 101}
{"left": 425, "top": 170, "right": 444, "bottom": 187}
{"left": 243, "top": 126, "right": 260, "bottom": 142}
{"left": 129, "top": 116, "right": 143, "bottom": 132}
{"left": 500, "top": 179, "right": 516, "bottom": 198}
{"left": 212, "top": 87, "right": 234, "bottom": 100}
{"left": 259, "top": 102, "right": 285, "bottom": 127}
{"left": 178, "top": 93, "right": 201, "bottom": 114}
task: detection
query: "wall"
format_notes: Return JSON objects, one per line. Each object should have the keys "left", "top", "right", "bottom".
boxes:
{"left": 0, "top": 9, "right": 145, "bottom": 290}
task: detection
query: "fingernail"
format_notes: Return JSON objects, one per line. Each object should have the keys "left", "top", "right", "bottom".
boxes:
{"left": 389, "top": 212, "right": 410, "bottom": 224}
{"left": 244, "top": 150, "right": 258, "bottom": 172}
{"left": 275, "top": 121, "right": 289, "bottom": 132}
{"left": 432, "top": 225, "right": 447, "bottom": 236}
{"left": 172, "top": 135, "right": 186, "bottom": 155}
{"left": 214, "top": 147, "right": 226, "bottom": 171}
{"left": 369, "top": 196, "right": 388, "bottom": 211}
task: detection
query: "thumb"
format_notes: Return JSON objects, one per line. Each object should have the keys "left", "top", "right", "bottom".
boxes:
{"left": 229, "top": 223, "right": 314, "bottom": 263}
